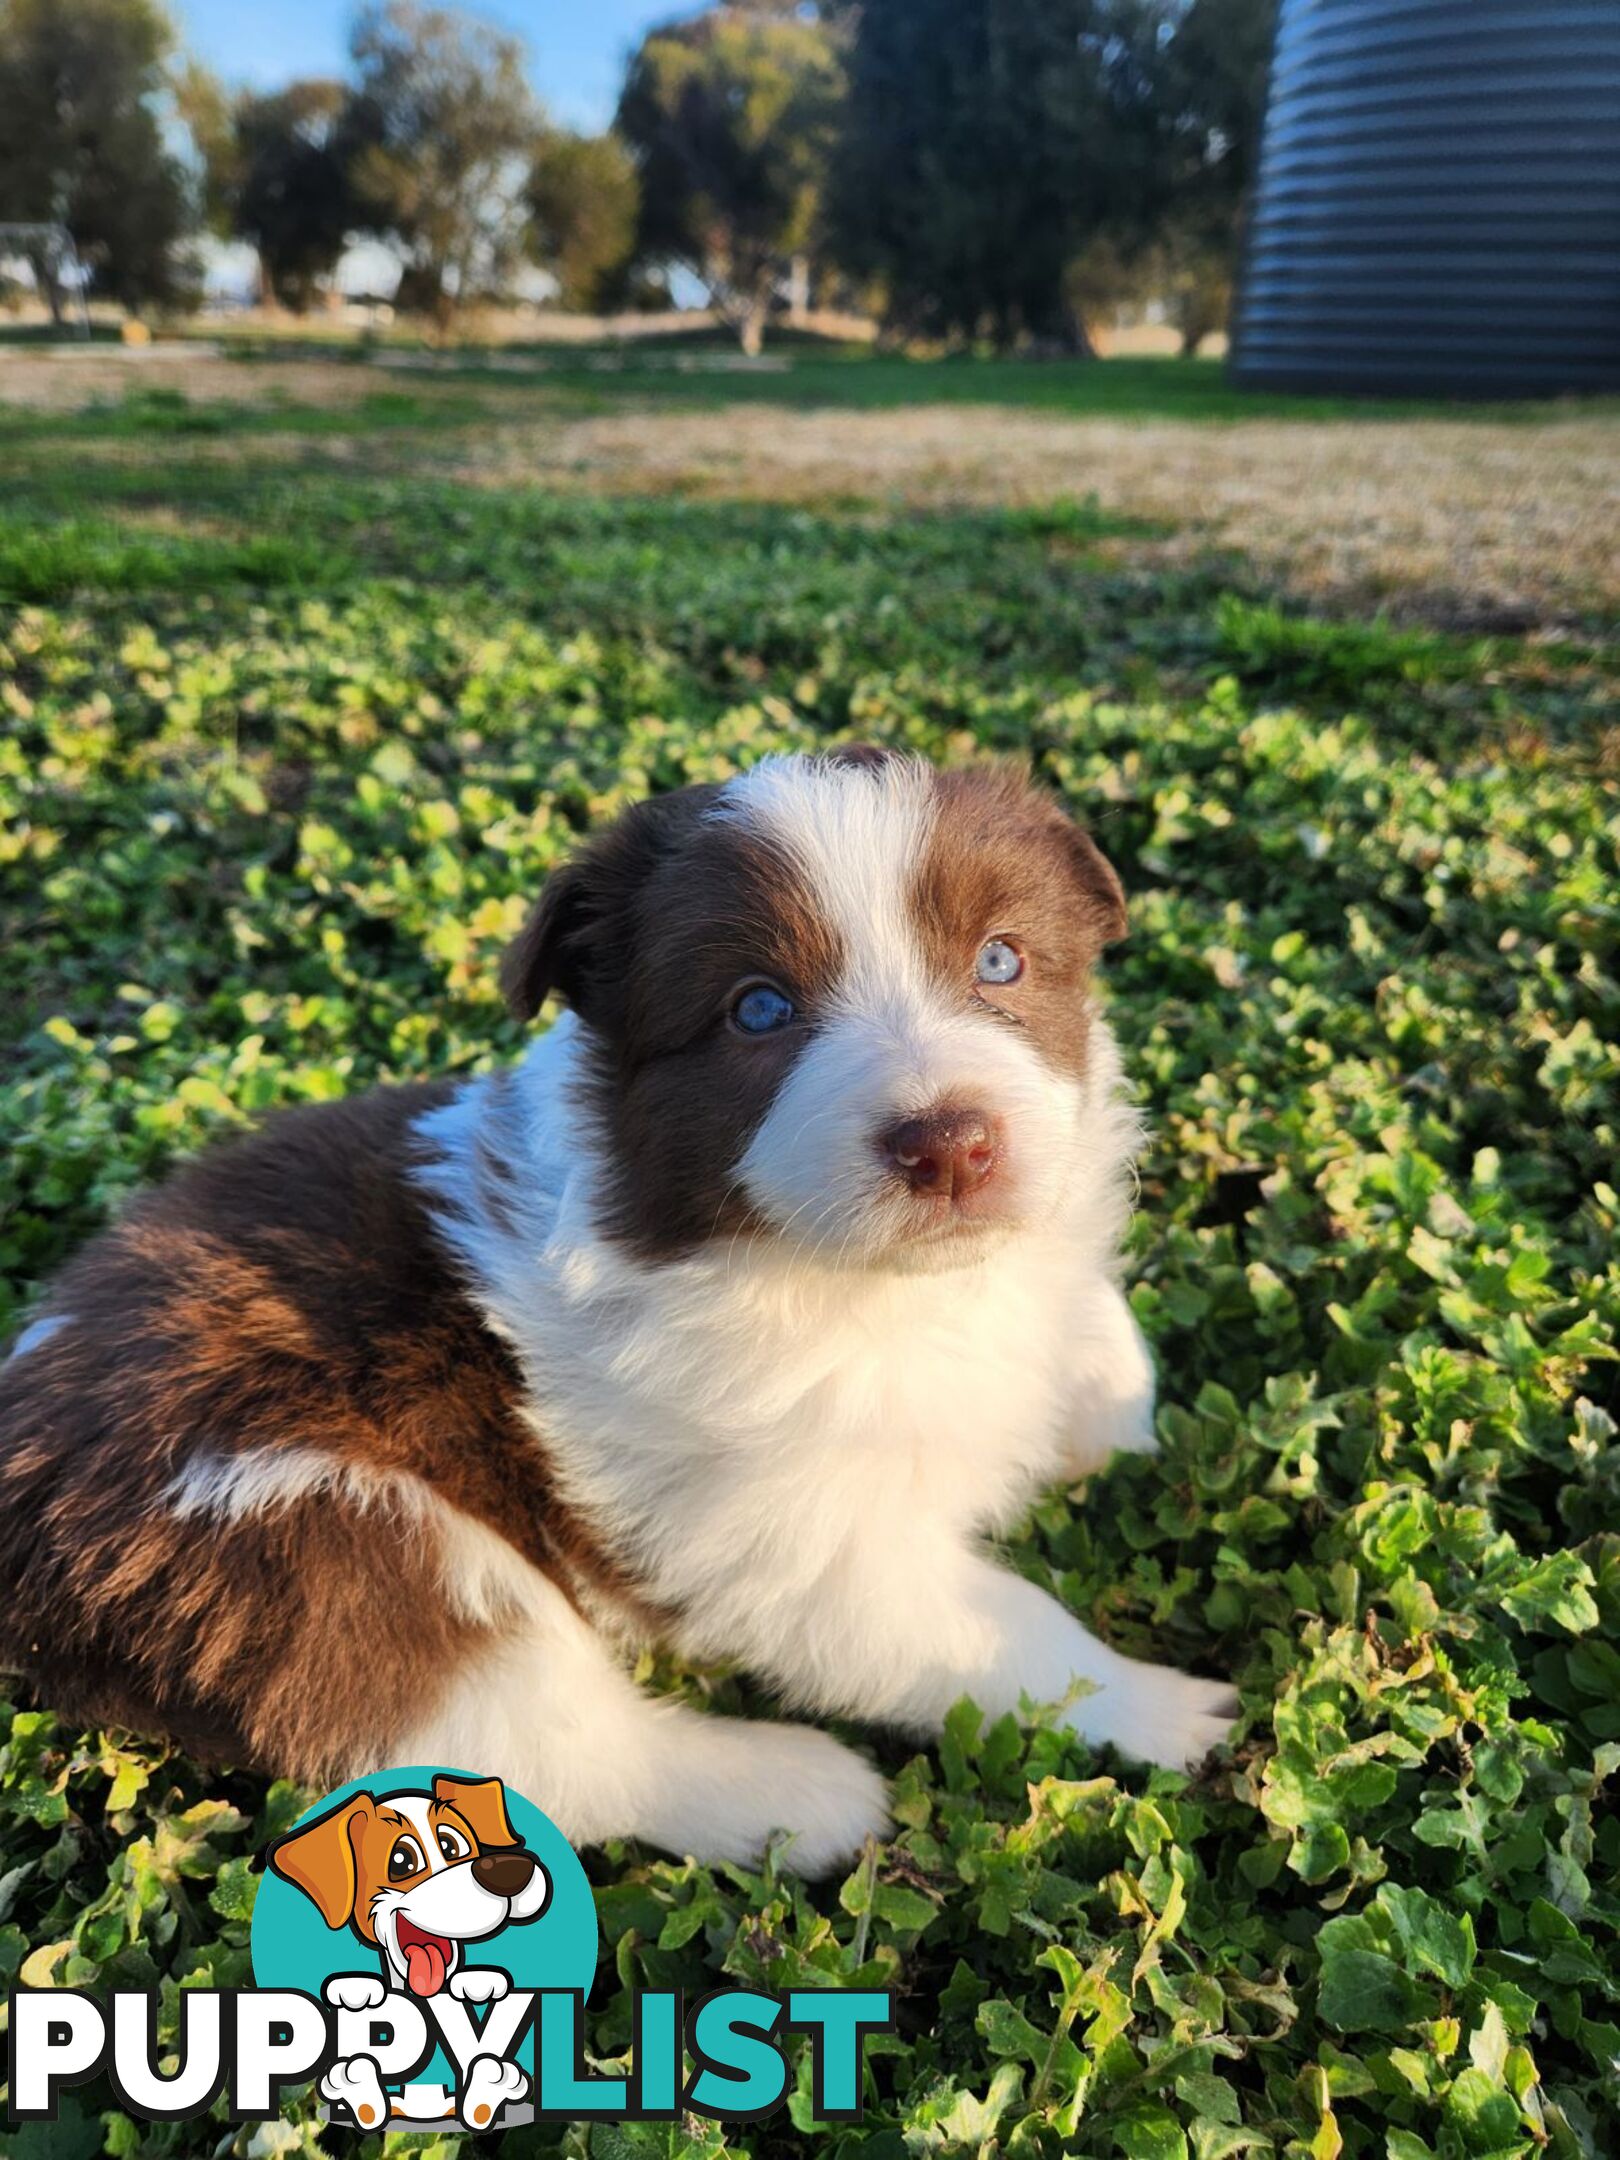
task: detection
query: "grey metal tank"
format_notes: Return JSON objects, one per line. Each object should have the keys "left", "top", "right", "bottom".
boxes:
{"left": 1230, "top": 0, "right": 1620, "bottom": 394}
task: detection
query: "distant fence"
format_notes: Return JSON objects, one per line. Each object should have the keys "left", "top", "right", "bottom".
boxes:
{"left": 1230, "top": 0, "right": 1620, "bottom": 395}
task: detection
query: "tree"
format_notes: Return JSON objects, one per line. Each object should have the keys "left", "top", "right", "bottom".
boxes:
{"left": 616, "top": 5, "right": 844, "bottom": 354}
{"left": 0, "top": 0, "right": 195, "bottom": 319}
{"left": 524, "top": 129, "right": 639, "bottom": 314}
{"left": 1152, "top": 0, "right": 1275, "bottom": 347}
{"left": 1159, "top": 0, "right": 1276, "bottom": 213}
{"left": 232, "top": 82, "right": 356, "bottom": 312}
{"left": 830, "top": 0, "right": 1150, "bottom": 351}
{"left": 832, "top": 0, "right": 1273, "bottom": 354}
{"left": 179, "top": 68, "right": 356, "bottom": 313}
{"left": 173, "top": 59, "right": 237, "bottom": 239}
{"left": 1068, "top": 217, "right": 1234, "bottom": 357}
{"left": 345, "top": 0, "right": 536, "bottom": 324}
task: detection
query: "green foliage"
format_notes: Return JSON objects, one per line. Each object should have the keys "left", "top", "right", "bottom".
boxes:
{"left": 617, "top": 3, "right": 845, "bottom": 353}
{"left": 0, "top": 0, "right": 195, "bottom": 316}
{"left": 345, "top": 0, "right": 537, "bottom": 321}
{"left": 526, "top": 128, "right": 643, "bottom": 313}
{"left": 223, "top": 78, "right": 358, "bottom": 313}
{"left": 1, "top": 392, "right": 1618, "bottom": 2157}
{"left": 833, "top": 0, "right": 1274, "bottom": 350}
{"left": 0, "top": 514, "right": 351, "bottom": 602}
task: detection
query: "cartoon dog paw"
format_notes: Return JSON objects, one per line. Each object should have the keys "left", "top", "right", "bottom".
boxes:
{"left": 322, "top": 2054, "right": 389, "bottom": 2131}
{"left": 323, "top": 1972, "right": 388, "bottom": 2013}
{"left": 449, "top": 1965, "right": 510, "bottom": 2004}
{"left": 459, "top": 2054, "right": 528, "bottom": 2130}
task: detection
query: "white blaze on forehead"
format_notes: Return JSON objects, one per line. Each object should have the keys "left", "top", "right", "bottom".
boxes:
{"left": 386, "top": 1792, "right": 446, "bottom": 1871}
{"left": 723, "top": 755, "right": 1085, "bottom": 1261}
{"left": 714, "top": 755, "right": 940, "bottom": 1006}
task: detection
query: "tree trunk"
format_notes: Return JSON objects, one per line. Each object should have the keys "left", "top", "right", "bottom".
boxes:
{"left": 1056, "top": 299, "right": 1100, "bottom": 359}
{"left": 1026, "top": 312, "right": 1098, "bottom": 360}
{"left": 786, "top": 254, "right": 809, "bottom": 324}
{"left": 736, "top": 296, "right": 768, "bottom": 356}
{"left": 27, "top": 246, "right": 65, "bottom": 327}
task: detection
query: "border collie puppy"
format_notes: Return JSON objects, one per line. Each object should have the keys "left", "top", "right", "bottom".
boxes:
{"left": 0, "top": 752, "right": 1234, "bottom": 1873}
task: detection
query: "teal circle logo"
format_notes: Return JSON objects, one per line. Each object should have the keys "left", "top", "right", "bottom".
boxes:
{"left": 250, "top": 1765, "right": 598, "bottom": 2130}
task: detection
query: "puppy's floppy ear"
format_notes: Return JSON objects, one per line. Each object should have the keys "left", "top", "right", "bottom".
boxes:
{"left": 1061, "top": 821, "right": 1129, "bottom": 947}
{"left": 499, "top": 850, "right": 595, "bottom": 1021}
{"left": 955, "top": 759, "right": 1128, "bottom": 950}
{"left": 266, "top": 1793, "right": 373, "bottom": 1928}
{"left": 500, "top": 785, "right": 723, "bottom": 1024}
{"left": 433, "top": 1772, "right": 518, "bottom": 1850}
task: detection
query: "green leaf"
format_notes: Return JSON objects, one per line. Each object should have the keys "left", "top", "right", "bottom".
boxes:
{"left": 1318, "top": 1918, "right": 1418, "bottom": 2034}
{"left": 871, "top": 1882, "right": 939, "bottom": 1933}
{"left": 1499, "top": 1552, "right": 1600, "bottom": 1636}
{"left": 1378, "top": 1883, "right": 1476, "bottom": 1990}
{"left": 1113, "top": 2104, "right": 1190, "bottom": 2160}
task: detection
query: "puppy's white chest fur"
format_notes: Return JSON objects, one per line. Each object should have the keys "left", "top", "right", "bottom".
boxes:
{"left": 418, "top": 1013, "right": 1130, "bottom": 1682}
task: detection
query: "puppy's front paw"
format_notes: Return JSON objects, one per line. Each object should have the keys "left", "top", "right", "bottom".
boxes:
{"left": 1060, "top": 1288, "right": 1160, "bottom": 1478}
{"left": 763, "top": 1727, "right": 892, "bottom": 1878}
{"left": 460, "top": 2054, "right": 528, "bottom": 2130}
{"left": 449, "top": 1965, "right": 510, "bottom": 2004}
{"left": 1071, "top": 1662, "right": 1238, "bottom": 1773}
{"left": 662, "top": 1722, "right": 891, "bottom": 1879}
{"left": 1061, "top": 1389, "right": 1159, "bottom": 1479}
{"left": 322, "top": 2055, "right": 389, "bottom": 2131}
{"left": 323, "top": 1973, "right": 387, "bottom": 2012}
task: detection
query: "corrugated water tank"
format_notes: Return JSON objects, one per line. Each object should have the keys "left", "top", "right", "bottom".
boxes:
{"left": 1230, "top": 0, "right": 1620, "bottom": 394}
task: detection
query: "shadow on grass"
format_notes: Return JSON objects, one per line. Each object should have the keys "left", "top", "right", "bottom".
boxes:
{"left": 13, "top": 341, "right": 1614, "bottom": 428}
{"left": 229, "top": 348, "right": 1620, "bottom": 426}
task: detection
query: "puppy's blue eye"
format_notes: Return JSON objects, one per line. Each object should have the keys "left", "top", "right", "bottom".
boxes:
{"left": 732, "top": 984, "right": 796, "bottom": 1034}
{"left": 976, "top": 938, "right": 1024, "bottom": 986}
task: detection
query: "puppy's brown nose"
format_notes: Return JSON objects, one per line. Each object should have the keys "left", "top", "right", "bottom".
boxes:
{"left": 879, "top": 1107, "right": 1000, "bottom": 1197}
{"left": 472, "top": 1848, "right": 538, "bottom": 1897}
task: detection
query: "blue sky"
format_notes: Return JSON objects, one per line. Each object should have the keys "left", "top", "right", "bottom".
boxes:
{"left": 173, "top": 1, "right": 705, "bottom": 131}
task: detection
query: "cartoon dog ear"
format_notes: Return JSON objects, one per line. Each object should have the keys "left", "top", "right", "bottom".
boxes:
{"left": 266, "top": 1794, "right": 374, "bottom": 1928}
{"left": 432, "top": 1772, "right": 519, "bottom": 1850}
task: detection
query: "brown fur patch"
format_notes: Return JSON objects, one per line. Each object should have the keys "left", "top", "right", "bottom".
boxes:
{"left": 0, "top": 1085, "right": 643, "bottom": 1782}
{"left": 913, "top": 765, "right": 1127, "bottom": 1081}
{"left": 505, "top": 786, "right": 846, "bottom": 1259}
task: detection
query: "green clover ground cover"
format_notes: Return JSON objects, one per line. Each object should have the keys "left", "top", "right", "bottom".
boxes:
{"left": 0, "top": 397, "right": 1618, "bottom": 2160}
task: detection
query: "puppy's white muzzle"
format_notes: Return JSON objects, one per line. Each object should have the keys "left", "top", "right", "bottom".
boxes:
{"left": 739, "top": 996, "right": 1080, "bottom": 1266}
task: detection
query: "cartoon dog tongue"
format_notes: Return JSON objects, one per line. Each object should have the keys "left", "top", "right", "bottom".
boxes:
{"left": 401, "top": 1931, "right": 449, "bottom": 1996}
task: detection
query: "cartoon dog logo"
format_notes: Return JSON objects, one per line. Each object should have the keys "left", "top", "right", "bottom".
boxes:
{"left": 266, "top": 1771, "right": 550, "bottom": 2129}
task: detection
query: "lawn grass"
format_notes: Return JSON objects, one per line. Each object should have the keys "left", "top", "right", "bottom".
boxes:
{"left": 1, "top": 370, "right": 1618, "bottom": 2160}
{"left": 261, "top": 345, "right": 1620, "bottom": 425}
{"left": 0, "top": 382, "right": 491, "bottom": 444}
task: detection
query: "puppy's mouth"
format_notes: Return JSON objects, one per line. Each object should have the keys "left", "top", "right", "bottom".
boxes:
{"left": 885, "top": 1211, "right": 1014, "bottom": 1268}
{"left": 889, "top": 1167, "right": 1025, "bottom": 1242}
{"left": 395, "top": 1913, "right": 456, "bottom": 1997}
